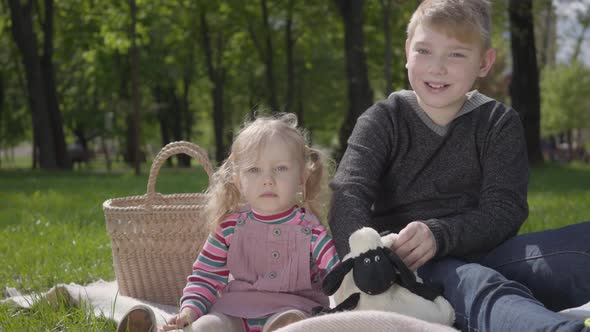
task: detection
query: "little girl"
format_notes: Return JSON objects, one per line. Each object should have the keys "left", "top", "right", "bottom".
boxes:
{"left": 162, "top": 113, "right": 340, "bottom": 332}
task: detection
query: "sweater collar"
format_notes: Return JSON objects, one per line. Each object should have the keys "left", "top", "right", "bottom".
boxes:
{"left": 393, "top": 90, "right": 493, "bottom": 136}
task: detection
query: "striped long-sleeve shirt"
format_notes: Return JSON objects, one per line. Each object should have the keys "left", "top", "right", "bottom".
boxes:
{"left": 180, "top": 206, "right": 340, "bottom": 319}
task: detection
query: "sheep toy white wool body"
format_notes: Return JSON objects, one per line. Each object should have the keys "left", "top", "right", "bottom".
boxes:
{"left": 318, "top": 227, "right": 455, "bottom": 326}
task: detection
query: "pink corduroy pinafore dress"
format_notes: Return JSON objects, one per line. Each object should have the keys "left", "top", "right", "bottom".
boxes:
{"left": 210, "top": 210, "right": 328, "bottom": 318}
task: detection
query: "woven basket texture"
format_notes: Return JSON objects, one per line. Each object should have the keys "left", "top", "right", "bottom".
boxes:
{"left": 103, "top": 141, "right": 213, "bottom": 306}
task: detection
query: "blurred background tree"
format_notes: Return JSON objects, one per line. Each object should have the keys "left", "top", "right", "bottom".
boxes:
{"left": 0, "top": 0, "right": 588, "bottom": 171}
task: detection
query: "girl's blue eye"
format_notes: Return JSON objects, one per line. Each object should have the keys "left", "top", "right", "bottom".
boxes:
{"left": 275, "top": 166, "right": 288, "bottom": 172}
{"left": 246, "top": 167, "right": 260, "bottom": 174}
{"left": 450, "top": 52, "right": 465, "bottom": 58}
{"left": 417, "top": 48, "right": 429, "bottom": 54}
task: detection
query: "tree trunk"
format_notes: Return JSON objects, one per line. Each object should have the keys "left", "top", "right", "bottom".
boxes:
{"left": 129, "top": 0, "right": 141, "bottom": 175}
{"left": 200, "top": 10, "right": 226, "bottom": 164}
{"left": 570, "top": 6, "right": 590, "bottom": 62}
{"left": 178, "top": 75, "right": 192, "bottom": 167}
{"left": 7, "top": 0, "right": 64, "bottom": 169}
{"left": 296, "top": 71, "right": 305, "bottom": 127}
{"left": 0, "top": 71, "right": 4, "bottom": 120}
{"left": 509, "top": 0, "right": 543, "bottom": 166}
{"left": 33, "top": 133, "right": 39, "bottom": 169}
{"left": 41, "top": 0, "right": 70, "bottom": 169}
{"left": 538, "top": 0, "right": 556, "bottom": 68}
{"left": 381, "top": 0, "right": 393, "bottom": 95}
{"left": 153, "top": 85, "right": 173, "bottom": 167}
{"left": 170, "top": 91, "right": 190, "bottom": 167}
{"left": 0, "top": 71, "right": 3, "bottom": 167}
{"left": 260, "top": 0, "right": 279, "bottom": 112}
{"left": 334, "top": 0, "right": 373, "bottom": 161}
{"left": 285, "top": 0, "right": 295, "bottom": 114}
{"left": 100, "top": 135, "right": 112, "bottom": 172}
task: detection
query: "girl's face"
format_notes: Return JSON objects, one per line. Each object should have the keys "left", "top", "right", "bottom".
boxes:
{"left": 234, "top": 138, "right": 305, "bottom": 216}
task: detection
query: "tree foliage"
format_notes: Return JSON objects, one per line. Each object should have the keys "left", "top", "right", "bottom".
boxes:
{"left": 540, "top": 61, "right": 590, "bottom": 136}
{"left": 1, "top": 0, "right": 586, "bottom": 169}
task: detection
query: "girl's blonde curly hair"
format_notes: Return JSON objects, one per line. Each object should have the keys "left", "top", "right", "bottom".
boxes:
{"left": 204, "top": 113, "right": 332, "bottom": 231}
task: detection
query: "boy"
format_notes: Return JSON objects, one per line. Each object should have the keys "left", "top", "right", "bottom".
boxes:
{"left": 328, "top": 0, "right": 590, "bottom": 331}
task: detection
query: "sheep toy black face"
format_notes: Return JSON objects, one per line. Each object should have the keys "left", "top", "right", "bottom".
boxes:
{"left": 353, "top": 247, "right": 396, "bottom": 295}
{"left": 320, "top": 227, "right": 419, "bottom": 299}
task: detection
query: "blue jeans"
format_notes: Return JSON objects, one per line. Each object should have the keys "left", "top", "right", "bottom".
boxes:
{"left": 419, "top": 221, "right": 590, "bottom": 332}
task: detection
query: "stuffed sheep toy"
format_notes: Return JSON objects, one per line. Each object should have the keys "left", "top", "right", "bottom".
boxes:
{"left": 315, "top": 227, "right": 455, "bottom": 326}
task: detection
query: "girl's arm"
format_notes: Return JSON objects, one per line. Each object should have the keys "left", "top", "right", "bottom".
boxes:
{"left": 311, "top": 225, "right": 340, "bottom": 274}
{"left": 179, "top": 220, "right": 234, "bottom": 320}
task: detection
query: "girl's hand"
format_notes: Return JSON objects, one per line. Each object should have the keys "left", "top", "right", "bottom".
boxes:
{"left": 159, "top": 308, "right": 196, "bottom": 331}
{"left": 391, "top": 221, "right": 436, "bottom": 271}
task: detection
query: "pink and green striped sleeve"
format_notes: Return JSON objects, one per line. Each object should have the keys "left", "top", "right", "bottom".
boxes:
{"left": 179, "top": 219, "right": 236, "bottom": 318}
{"left": 311, "top": 225, "right": 340, "bottom": 274}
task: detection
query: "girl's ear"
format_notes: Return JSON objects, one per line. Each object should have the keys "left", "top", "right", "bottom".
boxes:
{"left": 301, "top": 168, "right": 308, "bottom": 186}
{"left": 300, "top": 170, "right": 307, "bottom": 202}
{"left": 232, "top": 173, "right": 241, "bottom": 192}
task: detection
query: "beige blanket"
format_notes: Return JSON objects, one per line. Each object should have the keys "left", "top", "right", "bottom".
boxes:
{"left": 3, "top": 280, "right": 454, "bottom": 331}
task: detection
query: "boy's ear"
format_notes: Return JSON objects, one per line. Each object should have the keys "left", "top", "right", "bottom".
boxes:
{"left": 405, "top": 39, "right": 410, "bottom": 66}
{"left": 478, "top": 48, "right": 496, "bottom": 78}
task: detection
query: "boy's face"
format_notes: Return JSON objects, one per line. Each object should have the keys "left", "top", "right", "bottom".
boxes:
{"left": 405, "top": 23, "right": 495, "bottom": 116}
{"left": 233, "top": 138, "right": 304, "bottom": 216}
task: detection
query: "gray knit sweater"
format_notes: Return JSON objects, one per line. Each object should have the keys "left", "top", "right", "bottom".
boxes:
{"left": 329, "top": 90, "right": 529, "bottom": 260}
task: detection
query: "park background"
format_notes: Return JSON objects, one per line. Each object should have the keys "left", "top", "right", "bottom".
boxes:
{"left": 1, "top": 0, "right": 589, "bottom": 330}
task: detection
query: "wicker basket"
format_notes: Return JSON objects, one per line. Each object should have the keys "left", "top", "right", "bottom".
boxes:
{"left": 103, "top": 141, "right": 213, "bottom": 306}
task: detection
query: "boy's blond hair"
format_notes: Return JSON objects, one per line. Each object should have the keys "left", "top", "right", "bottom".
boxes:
{"left": 204, "top": 113, "right": 332, "bottom": 231}
{"left": 407, "top": 0, "right": 492, "bottom": 49}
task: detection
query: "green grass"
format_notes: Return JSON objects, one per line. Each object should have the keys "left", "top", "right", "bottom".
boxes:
{"left": 0, "top": 162, "right": 589, "bottom": 330}
{"left": 523, "top": 162, "right": 590, "bottom": 232}
{"left": 0, "top": 166, "right": 209, "bottom": 331}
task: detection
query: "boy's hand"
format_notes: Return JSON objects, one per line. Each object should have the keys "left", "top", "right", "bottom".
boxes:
{"left": 391, "top": 221, "right": 436, "bottom": 271}
{"left": 159, "top": 308, "right": 196, "bottom": 331}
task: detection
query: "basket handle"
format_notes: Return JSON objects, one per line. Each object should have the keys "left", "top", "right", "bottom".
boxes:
{"left": 146, "top": 141, "right": 214, "bottom": 201}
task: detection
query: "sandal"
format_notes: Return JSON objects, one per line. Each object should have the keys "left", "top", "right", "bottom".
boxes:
{"left": 262, "top": 309, "right": 307, "bottom": 332}
{"left": 117, "top": 304, "right": 157, "bottom": 332}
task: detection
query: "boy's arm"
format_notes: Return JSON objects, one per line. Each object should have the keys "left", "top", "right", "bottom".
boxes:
{"left": 423, "top": 110, "right": 529, "bottom": 258}
{"left": 329, "top": 103, "right": 393, "bottom": 257}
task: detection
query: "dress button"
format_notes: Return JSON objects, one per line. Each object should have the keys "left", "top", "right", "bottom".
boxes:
{"left": 273, "top": 228, "right": 281, "bottom": 236}
{"left": 271, "top": 250, "right": 280, "bottom": 259}
{"left": 237, "top": 219, "right": 245, "bottom": 226}
{"left": 268, "top": 271, "right": 278, "bottom": 279}
{"left": 301, "top": 226, "right": 311, "bottom": 235}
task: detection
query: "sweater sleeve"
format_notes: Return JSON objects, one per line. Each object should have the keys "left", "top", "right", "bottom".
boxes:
{"left": 179, "top": 222, "right": 233, "bottom": 319}
{"left": 329, "top": 103, "right": 394, "bottom": 257}
{"left": 423, "top": 109, "right": 529, "bottom": 258}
